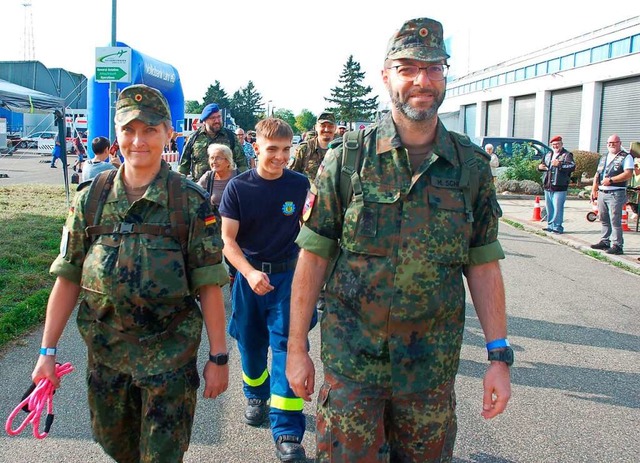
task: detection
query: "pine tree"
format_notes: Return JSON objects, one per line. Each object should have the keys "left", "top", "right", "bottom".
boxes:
{"left": 203, "top": 81, "right": 231, "bottom": 111}
{"left": 325, "top": 55, "right": 378, "bottom": 127}
{"left": 230, "top": 81, "right": 263, "bottom": 130}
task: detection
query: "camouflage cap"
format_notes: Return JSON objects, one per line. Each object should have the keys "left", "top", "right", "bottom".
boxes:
{"left": 114, "top": 84, "right": 171, "bottom": 126}
{"left": 385, "top": 18, "right": 450, "bottom": 62}
{"left": 317, "top": 112, "right": 336, "bottom": 124}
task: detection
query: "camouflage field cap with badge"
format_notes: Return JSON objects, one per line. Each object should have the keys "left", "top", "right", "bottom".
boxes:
{"left": 317, "top": 112, "right": 336, "bottom": 124}
{"left": 114, "top": 84, "right": 172, "bottom": 126}
{"left": 385, "top": 17, "right": 450, "bottom": 62}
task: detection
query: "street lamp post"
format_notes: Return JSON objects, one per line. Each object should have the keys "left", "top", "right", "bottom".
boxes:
{"left": 267, "top": 100, "right": 272, "bottom": 117}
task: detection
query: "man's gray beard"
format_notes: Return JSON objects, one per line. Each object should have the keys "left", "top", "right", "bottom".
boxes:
{"left": 393, "top": 90, "right": 446, "bottom": 122}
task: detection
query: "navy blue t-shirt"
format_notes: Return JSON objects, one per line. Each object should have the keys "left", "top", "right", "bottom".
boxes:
{"left": 219, "top": 169, "right": 310, "bottom": 263}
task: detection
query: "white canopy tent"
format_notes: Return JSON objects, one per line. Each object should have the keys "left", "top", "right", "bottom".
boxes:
{"left": 0, "top": 79, "right": 70, "bottom": 204}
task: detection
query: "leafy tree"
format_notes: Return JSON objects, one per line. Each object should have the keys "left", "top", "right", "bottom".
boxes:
{"left": 273, "top": 108, "right": 296, "bottom": 131}
{"left": 294, "top": 109, "right": 316, "bottom": 134}
{"left": 230, "top": 81, "right": 264, "bottom": 130}
{"left": 184, "top": 100, "right": 201, "bottom": 114}
{"left": 324, "top": 55, "right": 378, "bottom": 127}
{"left": 203, "top": 81, "right": 231, "bottom": 110}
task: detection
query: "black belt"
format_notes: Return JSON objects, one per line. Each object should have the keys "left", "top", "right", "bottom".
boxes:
{"left": 247, "top": 257, "right": 297, "bottom": 274}
{"left": 599, "top": 189, "right": 624, "bottom": 193}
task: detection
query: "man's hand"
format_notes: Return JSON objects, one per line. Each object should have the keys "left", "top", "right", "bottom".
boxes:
{"left": 538, "top": 163, "right": 548, "bottom": 171}
{"left": 481, "top": 362, "right": 511, "bottom": 419}
{"left": 246, "top": 270, "right": 274, "bottom": 296}
{"left": 202, "top": 361, "right": 229, "bottom": 399}
{"left": 286, "top": 349, "right": 315, "bottom": 402}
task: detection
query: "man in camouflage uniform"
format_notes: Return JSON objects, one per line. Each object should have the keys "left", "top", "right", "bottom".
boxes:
{"left": 178, "top": 103, "right": 249, "bottom": 181}
{"left": 286, "top": 18, "right": 513, "bottom": 462}
{"left": 288, "top": 112, "right": 337, "bottom": 180}
{"left": 31, "top": 84, "right": 230, "bottom": 463}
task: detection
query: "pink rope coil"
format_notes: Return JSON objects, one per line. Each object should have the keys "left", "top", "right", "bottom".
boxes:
{"left": 5, "top": 362, "right": 74, "bottom": 439}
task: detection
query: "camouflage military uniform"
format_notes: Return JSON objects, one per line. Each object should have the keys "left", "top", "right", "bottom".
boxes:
{"left": 178, "top": 126, "right": 249, "bottom": 181}
{"left": 296, "top": 113, "right": 505, "bottom": 462}
{"left": 50, "top": 161, "right": 228, "bottom": 462}
{"left": 288, "top": 136, "right": 328, "bottom": 180}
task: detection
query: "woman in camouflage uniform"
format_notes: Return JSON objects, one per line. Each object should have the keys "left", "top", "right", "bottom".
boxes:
{"left": 31, "top": 84, "right": 229, "bottom": 463}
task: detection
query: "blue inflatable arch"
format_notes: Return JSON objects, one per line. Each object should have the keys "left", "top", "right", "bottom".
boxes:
{"left": 87, "top": 41, "right": 184, "bottom": 158}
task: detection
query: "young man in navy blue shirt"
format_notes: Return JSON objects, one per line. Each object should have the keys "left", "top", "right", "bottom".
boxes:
{"left": 219, "top": 117, "right": 314, "bottom": 462}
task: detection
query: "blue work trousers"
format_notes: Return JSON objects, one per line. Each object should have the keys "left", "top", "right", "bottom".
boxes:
{"left": 228, "top": 269, "right": 316, "bottom": 442}
{"left": 544, "top": 189, "right": 568, "bottom": 232}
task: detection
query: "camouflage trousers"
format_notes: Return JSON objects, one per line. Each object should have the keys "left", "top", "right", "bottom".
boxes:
{"left": 316, "top": 368, "right": 457, "bottom": 462}
{"left": 87, "top": 360, "right": 200, "bottom": 463}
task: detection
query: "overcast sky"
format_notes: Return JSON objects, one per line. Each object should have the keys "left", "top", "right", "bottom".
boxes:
{"left": 2, "top": 0, "right": 638, "bottom": 115}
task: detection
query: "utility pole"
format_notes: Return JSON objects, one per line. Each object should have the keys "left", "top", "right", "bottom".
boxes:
{"left": 21, "top": 2, "right": 35, "bottom": 60}
{"left": 109, "top": 0, "right": 117, "bottom": 144}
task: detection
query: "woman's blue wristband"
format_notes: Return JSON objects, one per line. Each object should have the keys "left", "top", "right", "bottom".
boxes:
{"left": 39, "top": 347, "right": 57, "bottom": 356}
{"left": 486, "top": 338, "right": 509, "bottom": 351}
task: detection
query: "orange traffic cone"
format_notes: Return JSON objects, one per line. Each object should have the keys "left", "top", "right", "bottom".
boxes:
{"left": 532, "top": 196, "right": 542, "bottom": 221}
{"left": 622, "top": 206, "right": 630, "bottom": 231}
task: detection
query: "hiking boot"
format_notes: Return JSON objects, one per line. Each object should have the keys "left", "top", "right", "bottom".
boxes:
{"left": 606, "top": 245, "right": 623, "bottom": 255}
{"left": 590, "top": 241, "right": 610, "bottom": 250}
{"left": 244, "top": 398, "right": 268, "bottom": 426}
{"left": 275, "top": 435, "right": 306, "bottom": 462}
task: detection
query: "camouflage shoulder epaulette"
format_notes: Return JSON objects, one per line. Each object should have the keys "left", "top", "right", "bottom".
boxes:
{"left": 77, "top": 179, "right": 92, "bottom": 191}
{"left": 328, "top": 138, "right": 344, "bottom": 150}
{"left": 451, "top": 131, "right": 490, "bottom": 160}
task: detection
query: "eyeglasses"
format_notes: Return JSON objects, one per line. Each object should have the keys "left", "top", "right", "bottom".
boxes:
{"left": 210, "top": 156, "right": 228, "bottom": 162}
{"left": 387, "top": 64, "right": 450, "bottom": 82}
{"left": 607, "top": 141, "right": 621, "bottom": 145}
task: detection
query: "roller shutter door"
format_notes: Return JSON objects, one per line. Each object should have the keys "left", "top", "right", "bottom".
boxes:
{"left": 485, "top": 100, "right": 501, "bottom": 136}
{"left": 549, "top": 87, "right": 582, "bottom": 151}
{"left": 512, "top": 95, "right": 535, "bottom": 138}
{"left": 464, "top": 104, "right": 477, "bottom": 140}
{"left": 599, "top": 76, "right": 640, "bottom": 153}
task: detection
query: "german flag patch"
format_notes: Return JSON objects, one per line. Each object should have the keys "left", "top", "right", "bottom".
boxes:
{"left": 204, "top": 214, "right": 217, "bottom": 226}
{"left": 302, "top": 184, "right": 317, "bottom": 222}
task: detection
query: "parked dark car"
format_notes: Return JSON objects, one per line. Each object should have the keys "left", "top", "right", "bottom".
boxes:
{"left": 480, "top": 137, "right": 551, "bottom": 163}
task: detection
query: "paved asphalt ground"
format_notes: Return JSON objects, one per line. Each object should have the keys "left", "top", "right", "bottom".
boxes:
{"left": 1, "top": 151, "right": 638, "bottom": 462}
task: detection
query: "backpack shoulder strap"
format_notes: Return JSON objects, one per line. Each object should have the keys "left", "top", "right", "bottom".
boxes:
{"left": 84, "top": 169, "right": 117, "bottom": 230}
{"left": 340, "top": 128, "right": 370, "bottom": 210}
{"left": 167, "top": 170, "right": 190, "bottom": 259}
{"left": 449, "top": 131, "right": 485, "bottom": 222}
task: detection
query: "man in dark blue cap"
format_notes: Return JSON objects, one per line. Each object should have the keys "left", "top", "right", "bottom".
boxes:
{"left": 179, "top": 103, "right": 249, "bottom": 181}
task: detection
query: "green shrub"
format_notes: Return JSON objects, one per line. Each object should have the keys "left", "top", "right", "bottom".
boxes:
{"left": 496, "top": 179, "right": 543, "bottom": 195}
{"left": 573, "top": 150, "right": 600, "bottom": 181}
{"left": 503, "top": 156, "right": 542, "bottom": 184}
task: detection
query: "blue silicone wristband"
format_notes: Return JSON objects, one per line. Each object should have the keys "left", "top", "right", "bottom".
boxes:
{"left": 486, "top": 338, "right": 509, "bottom": 351}
{"left": 39, "top": 347, "right": 57, "bottom": 356}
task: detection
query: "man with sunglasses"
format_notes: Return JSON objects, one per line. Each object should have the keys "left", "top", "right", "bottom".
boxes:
{"left": 287, "top": 17, "right": 511, "bottom": 462}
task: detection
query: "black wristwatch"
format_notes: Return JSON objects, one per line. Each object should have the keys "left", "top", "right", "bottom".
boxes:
{"left": 209, "top": 352, "right": 229, "bottom": 366}
{"left": 487, "top": 347, "right": 514, "bottom": 366}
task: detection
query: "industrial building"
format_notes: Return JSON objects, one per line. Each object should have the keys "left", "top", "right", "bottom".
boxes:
{"left": 440, "top": 16, "right": 640, "bottom": 153}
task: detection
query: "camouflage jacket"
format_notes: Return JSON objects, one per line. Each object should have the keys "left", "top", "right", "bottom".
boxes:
{"left": 50, "top": 162, "right": 228, "bottom": 378}
{"left": 178, "top": 127, "right": 249, "bottom": 181}
{"left": 296, "top": 113, "right": 504, "bottom": 393}
{"left": 288, "top": 137, "right": 327, "bottom": 180}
